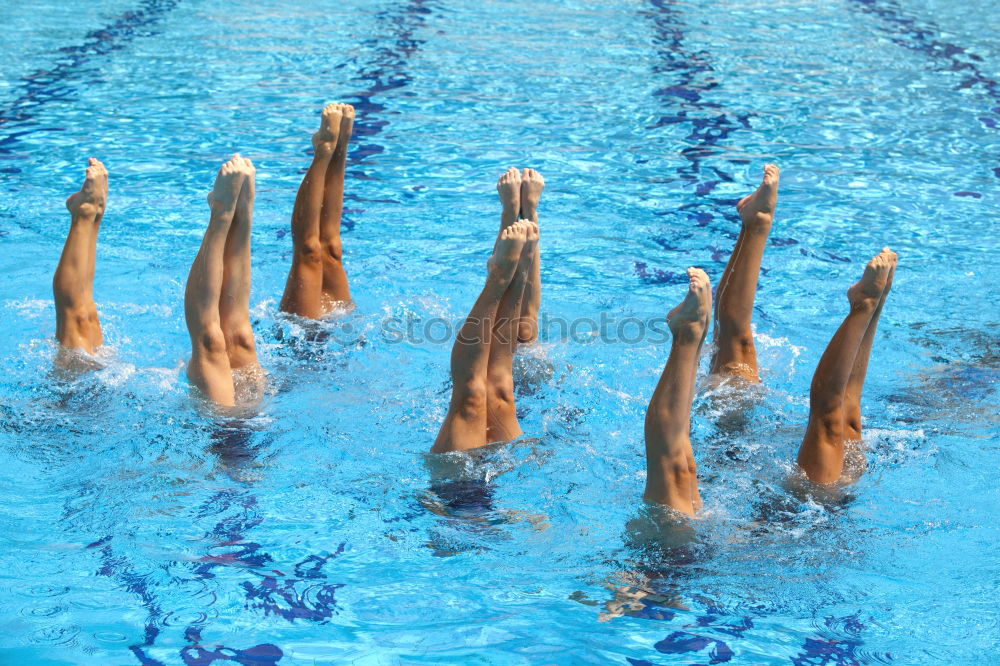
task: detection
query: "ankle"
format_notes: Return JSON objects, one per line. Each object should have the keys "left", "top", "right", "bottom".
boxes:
{"left": 742, "top": 219, "right": 772, "bottom": 236}
{"left": 311, "top": 138, "right": 336, "bottom": 159}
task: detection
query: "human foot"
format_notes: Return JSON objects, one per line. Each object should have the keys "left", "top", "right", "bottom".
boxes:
{"left": 847, "top": 248, "right": 897, "bottom": 310}
{"left": 667, "top": 268, "right": 712, "bottom": 342}
{"left": 736, "top": 164, "right": 779, "bottom": 232}
{"left": 65, "top": 158, "right": 108, "bottom": 219}
{"left": 331, "top": 103, "right": 354, "bottom": 157}
{"left": 207, "top": 155, "right": 249, "bottom": 215}
{"left": 488, "top": 220, "right": 529, "bottom": 282}
{"left": 517, "top": 219, "right": 539, "bottom": 268}
{"left": 497, "top": 167, "right": 521, "bottom": 225}
{"left": 311, "top": 103, "right": 343, "bottom": 156}
{"left": 520, "top": 168, "right": 544, "bottom": 221}
{"left": 875, "top": 253, "right": 897, "bottom": 311}
{"left": 235, "top": 156, "right": 256, "bottom": 222}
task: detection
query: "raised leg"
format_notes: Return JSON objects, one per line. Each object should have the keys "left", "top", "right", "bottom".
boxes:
{"left": 53, "top": 158, "right": 107, "bottom": 358}
{"left": 797, "top": 249, "right": 897, "bottom": 484}
{"left": 185, "top": 156, "right": 249, "bottom": 406}
{"left": 219, "top": 158, "right": 260, "bottom": 372}
{"left": 279, "top": 104, "right": 341, "bottom": 320}
{"left": 709, "top": 165, "right": 779, "bottom": 381}
{"left": 643, "top": 268, "right": 712, "bottom": 516}
{"left": 432, "top": 222, "right": 528, "bottom": 453}
{"left": 485, "top": 219, "right": 538, "bottom": 443}
{"left": 843, "top": 261, "right": 895, "bottom": 440}
{"left": 517, "top": 168, "right": 544, "bottom": 343}
{"left": 319, "top": 103, "right": 354, "bottom": 309}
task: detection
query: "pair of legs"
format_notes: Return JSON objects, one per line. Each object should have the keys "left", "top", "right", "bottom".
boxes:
{"left": 431, "top": 217, "right": 539, "bottom": 453}
{"left": 280, "top": 104, "right": 354, "bottom": 319}
{"left": 709, "top": 164, "right": 779, "bottom": 381}
{"left": 797, "top": 249, "right": 897, "bottom": 483}
{"left": 643, "top": 268, "right": 712, "bottom": 514}
{"left": 184, "top": 155, "right": 262, "bottom": 407}
{"left": 494, "top": 167, "right": 544, "bottom": 343}
{"left": 53, "top": 158, "right": 108, "bottom": 367}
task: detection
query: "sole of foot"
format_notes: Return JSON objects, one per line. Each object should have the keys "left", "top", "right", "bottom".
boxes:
{"left": 489, "top": 220, "right": 530, "bottom": 281}
{"left": 847, "top": 247, "right": 898, "bottom": 309}
{"left": 520, "top": 168, "right": 544, "bottom": 220}
{"left": 668, "top": 267, "right": 712, "bottom": 342}
{"left": 312, "top": 103, "right": 343, "bottom": 154}
{"left": 207, "top": 154, "right": 250, "bottom": 214}
{"left": 235, "top": 157, "right": 256, "bottom": 220}
{"left": 736, "top": 164, "right": 779, "bottom": 231}
{"left": 333, "top": 103, "right": 354, "bottom": 154}
{"left": 497, "top": 167, "right": 521, "bottom": 219}
{"left": 66, "top": 158, "right": 108, "bottom": 218}
{"left": 518, "top": 219, "right": 539, "bottom": 264}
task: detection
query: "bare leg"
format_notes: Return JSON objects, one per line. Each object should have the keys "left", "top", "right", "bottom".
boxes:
{"left": 797, "top": 249, "right": 897, "bottom": 484}
{"left": 185, "top": 156, "right": 250, "bottom": 406}
{"left": 843, "top": 261, "right": 895, "bottom": 440}
{"left": 710, "top": 165, "right": 779, "bottom": 381}
{"left": 319, "top": 103, "right": 354, "bottom": 309}
{"left": 220, "top": 158, "right": 260, "bottom": 373}
{"left": 279, "top": 104, "right": 341, "bottom": 319}
{"left": 517, "top": 168, "right": 544, "bottom": 343}
{"left": 53, "top": 158, "right": 107, "bottom": 359}
{"left": 643, "top": 268, "right": 712, "bottom": 516}
{"left": 485, "top": 220, "right": 538, "bottom": 443}
{"left": 432, "top": 222, "right": 528, "bottom": 453}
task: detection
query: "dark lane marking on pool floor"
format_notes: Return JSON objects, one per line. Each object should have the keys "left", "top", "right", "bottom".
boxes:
{"left": 635, "top": 0, "right": 757, "bottom": 286}
{"left": 849, "top": 0, "right": 1000, "bottom": 185}
{"left": 75, "top": 3, "right": 443, "bottom": 661}
{"left": 0, "top": 0, "right": 181, "bottom": 162}
{"left": 116, "top": 488, "right": 347, "bottom": 664}
{"left": 312, "top": 0, "right": 441, "bottom": 234}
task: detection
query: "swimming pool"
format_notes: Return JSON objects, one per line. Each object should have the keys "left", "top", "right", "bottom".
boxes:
{"left": 1, "top": 0, "right": 998, "bottom": 662}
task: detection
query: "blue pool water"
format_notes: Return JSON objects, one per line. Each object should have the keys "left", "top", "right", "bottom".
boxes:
{"left": 1, "top": 0, "right": 998, "bottom": 663}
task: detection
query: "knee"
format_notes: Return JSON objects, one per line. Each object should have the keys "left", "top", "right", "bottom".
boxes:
{"left": 719, "top": 323, "right": 755, "bottom": 351}
{"left": 665, "top": 454, "right": 695, "bottom": 490}
{"left": 65, "top": 306, "right": 96, "bottom": 331}
{"left": 225, "top": 325, "right": 256, "bottom": 355}
{"left": 297, "top": 237, "right": 323, "bottom": 264}
{"left": 322, "top": 238, "right": 343, "bottom": 263}
{"left": 516, "top": 321, "right": 537, "bottom": 344}
{"left": 814, "top": 411, "right": 845, "bottom": 440}
{"left": 487, "top": 378, "right": 515, "bottom": 411}
{"left": 196, "top": 328, "right": 229, "bottom": 357}
{"left": 843, "top": 407, "right": 862, "bottom": 440}
{"left": 453, "top": 380, "right": 488, "bottom": 419}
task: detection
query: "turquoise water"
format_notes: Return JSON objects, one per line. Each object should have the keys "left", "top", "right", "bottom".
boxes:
{"left": 1, "top": 0, "right": 998, "bottom": 663}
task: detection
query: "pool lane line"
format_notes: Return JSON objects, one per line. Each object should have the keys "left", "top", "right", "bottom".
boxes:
{"left": 325, "top": 0, "right": 441, "bottom": 233}
{"left": 848, "top": 0, "right": 1000, "bottom": 185}
{"left": 635, "top": 0, "right": 756, "bottom": 286}
{"left": 92, "top": 486, "right": 347, "bottom": 663}
{"left": 0, "top": 0, "right": 181, "bottom": 163}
